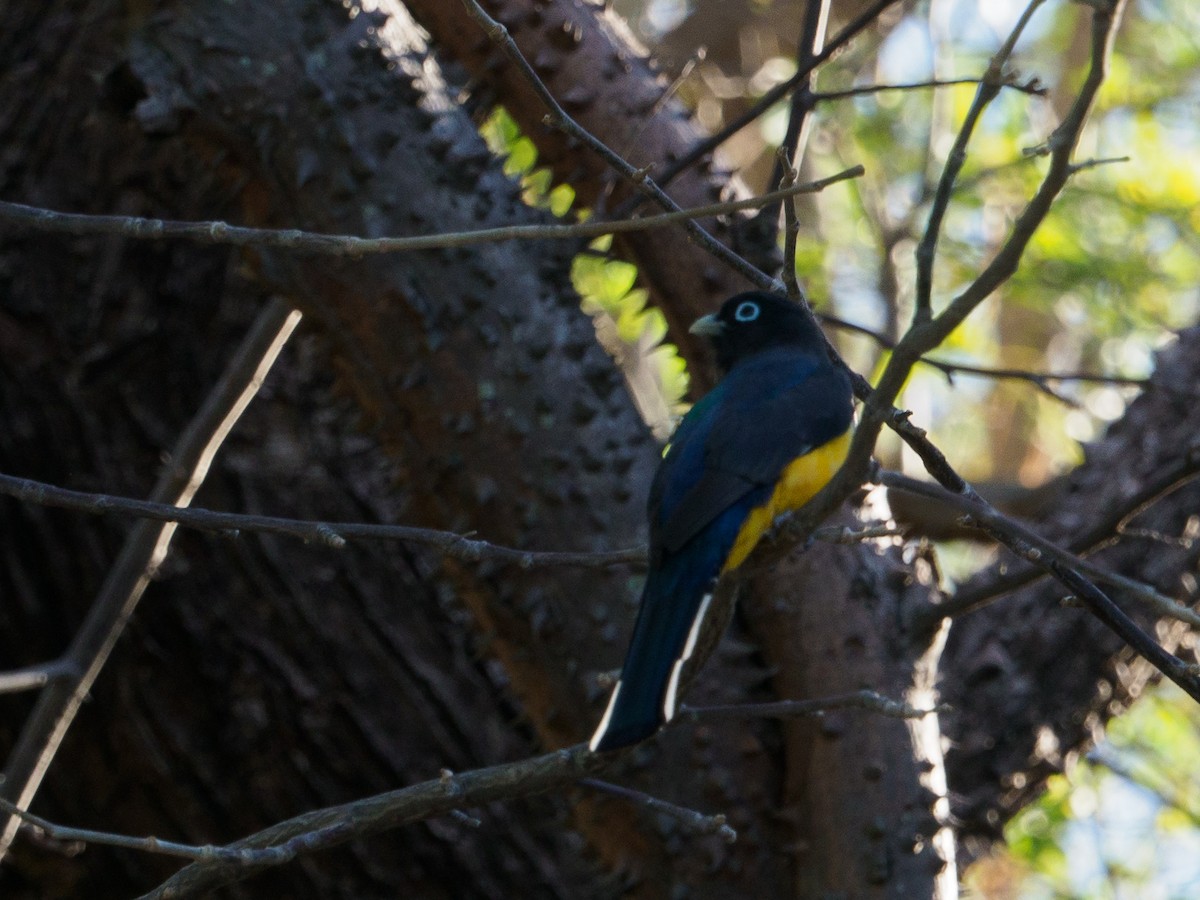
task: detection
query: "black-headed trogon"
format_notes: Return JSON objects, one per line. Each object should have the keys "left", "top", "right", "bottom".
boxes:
{"left": 590, "top": 291, "right": 854, "bottom": 752}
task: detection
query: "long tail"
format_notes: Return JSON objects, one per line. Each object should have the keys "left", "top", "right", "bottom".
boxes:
{"left": 589, "top": 558, "right": 714, "bottom": 752}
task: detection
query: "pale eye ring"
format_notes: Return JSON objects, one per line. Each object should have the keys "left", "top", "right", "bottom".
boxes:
{"left": 734, "top": 301, "right": 760, "bottom": 322}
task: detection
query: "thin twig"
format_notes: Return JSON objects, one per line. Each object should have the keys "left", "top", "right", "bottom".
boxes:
{"left": 822, "top": 311, "right": 1148, "bottom": 394}
{"left": 765, "top": 0, "right": 830, "bottom": 226}
{"left": 1078, "top": 563, "right": 1200, "bottom": 630}
{"left": 0, "top": 471, "right": 646, "bottom": 569}
{"left": 779, "top": 156, "right": 803, "bottom": 300}
{"left": 811, "top": 522, "right": 907, "bottom": 544}
{"left": 685, "top": 689, "right": 940, "bottom": 721}
{"left": 814, "top": 75, "right": 1047, "bottom": 102}
{"left": 0, "top": 300, "right": 302, "bottom": 859}
{"left": 0, "top": 660, "right": 77, "bottom": 696}
{"left": 913, "top": 0, "right": 1048, "bottom": 325}
{"left": 0, "top": 798, "right": 250, "bottom": 864}
{"left": 919, "top": 358, "right": 1145, "bottom": 392}
{"left": 935, "top": 441, "right": 1200, "bottom": 619}
{"left": 580, "top": 779, "right": 737, "bottom": 843}
{"left": 0, "top": 169, "right": 862, "bottom": 258}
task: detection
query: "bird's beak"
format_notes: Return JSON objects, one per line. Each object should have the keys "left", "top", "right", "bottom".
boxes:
{"left": 688, "top": 313, "right": 724, "bottom": 337}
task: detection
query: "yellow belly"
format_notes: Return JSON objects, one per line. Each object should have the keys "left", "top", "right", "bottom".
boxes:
{"left": 721, "top": 429, "right": 852, "bottom": 573}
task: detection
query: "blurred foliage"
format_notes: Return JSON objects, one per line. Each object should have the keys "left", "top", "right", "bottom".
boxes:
{"left": 480, "top": 107, "right": 689, "bottom": 432}
{"left": 481, "top": 107, "right": 576, "bottom": 217}
{"left": 995, "top": 684, "right": 1200, "bottom": 899}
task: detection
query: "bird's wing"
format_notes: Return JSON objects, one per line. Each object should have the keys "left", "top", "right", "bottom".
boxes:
{"left": 651, "top": 350, "right": 851, "bottom": 555}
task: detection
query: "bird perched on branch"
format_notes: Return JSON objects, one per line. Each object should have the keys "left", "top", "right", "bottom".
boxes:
{"left": 590, "top": 291, "right": 854, "bottom": 752}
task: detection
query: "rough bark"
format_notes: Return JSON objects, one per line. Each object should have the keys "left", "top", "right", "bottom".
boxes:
{"left": 741, "top": 522, "right": 955, "bottom": 898}
{"left": 0, "top": 1, "right": 635, "bottom": 895}
{"left": 0, "top": 0, "right": 784, "bottom": 896}
{"left": 941, "top": 328, "right": 1200, "bottom": 844}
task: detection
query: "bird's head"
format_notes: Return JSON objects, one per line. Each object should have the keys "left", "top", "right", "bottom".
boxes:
{"left": 689, "top": 291, "right": 829, "bottom": 372}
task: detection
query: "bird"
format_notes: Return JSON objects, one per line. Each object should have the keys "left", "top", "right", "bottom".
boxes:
{"left": 589, "top": 291, "right": 854, "bottom": 752}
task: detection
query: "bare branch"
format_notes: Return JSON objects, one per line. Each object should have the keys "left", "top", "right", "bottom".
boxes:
{"left": 879, "top": 469, "right": 1200, "bottom": 705}
{"left": 779, "top": 155, "right": 803, "bottom": 301}
{"left": 0, "top": 168, "right": 862, "bottom": 257}
{"left": 820, "top": 311, "right": 1147, "bottom": 396}
{"left": 685, "top": 689, "right": 939, "bottom": 721}
{"left": 0, "top": 471, "right": 646, "bottom": 569}
{"left": 814, "top": 75, "right": 1047, "bottom": 102}
{"left": 0, "top": 797, "right": 250, "bottom": 864}
{"left": 939, "top": 441, "right": 1200, "bottom": 618}
{"left": 811, "top": 522, "right": 907, "bottom": 544}
{"left": 138, "top": 745, "right": 607, "bottom": 900}
{"left": 0, "top": 660, "right": 77, "bottom": 696}
{"left": 580, "top": 779, "right": 737, "bottom": 843}
{"left": 763, "top": 0, "right": 830, "bottom": 235}
{"left": 0, "top": 300, "right": 302, "bottom": 859}
{"left": 914, "top": 0, "right": 1049, "bottom": 325}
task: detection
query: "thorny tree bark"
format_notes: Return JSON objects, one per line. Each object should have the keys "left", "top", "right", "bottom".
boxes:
{"left": 941, "top": 327, "right": 1200, "bottom": 848}
{"left": 0, "top": 0, "right": 654, "bottom": 896}
{"left": 400, "top": 0, "right": 751, "bottom": 370}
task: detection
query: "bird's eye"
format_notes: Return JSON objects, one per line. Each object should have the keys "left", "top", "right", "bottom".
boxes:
{"left": 733, "top": 301, "right": 760, "bottom": 322}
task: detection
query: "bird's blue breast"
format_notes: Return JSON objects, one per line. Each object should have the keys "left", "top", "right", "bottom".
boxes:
{"left": 651, "top": 351, "right": 822, "bottom": 538}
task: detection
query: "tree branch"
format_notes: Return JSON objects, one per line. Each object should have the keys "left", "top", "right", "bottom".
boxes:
{"left": 0, "top": 299, "right": 301, "bottom": 859}
{"left": 137, "top": 744, "right": 608, "bottom": 899}
{"left": 814, "top": 74, "right": 1047, "bottom": 102}
{"left": 0, "top": 167, "right": 861, "bottom": 257}
{"left": 821, "top": 311, "right": 1147, "bottom": 398}
{"left": 0, "top": 660, "right": 78, "bottom": 696}
{"left": 580, "top": 779, "right": 737, "bottom": 843}
{"left": 685, "top": 689, "right": 940, "bottom": 722}
{"left": 940, "top": 437, "right": 1200, "bottom": 618}
{"left": 913, "top": 0, "right": 1048, "bottom": 325}
{"left": 879, "top": 469, "right": 1200, "bottom": 705}
{"left": 0, "top": 471, "right": 646, "bottom": 569}
{"left": 762, "top": 0, "right": 830, "bottom": 235}
{"left": 0, "top": 797, "right": 250, "bottom": 864}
